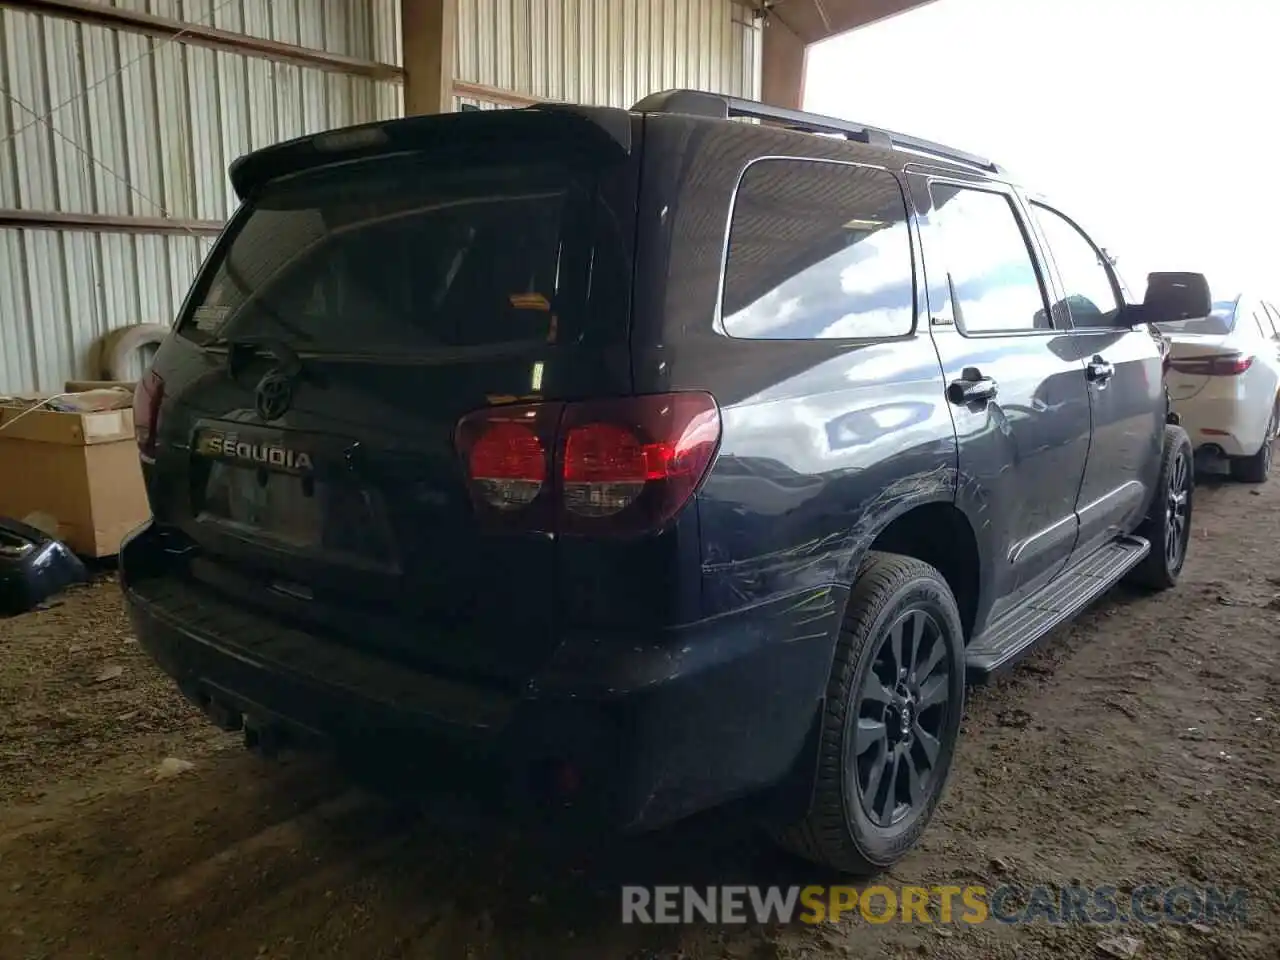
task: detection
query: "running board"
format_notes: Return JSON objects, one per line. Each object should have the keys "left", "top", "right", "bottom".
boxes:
{"left": 965, "top": 535, "right": 1150, "bottom": 684}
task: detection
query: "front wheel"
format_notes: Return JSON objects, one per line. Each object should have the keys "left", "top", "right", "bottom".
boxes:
{"left": 1127, "top": 425, "right": 1194, "bottom": 590}
{"left": 776, "top": 552, "right": 965, "bottom": 875}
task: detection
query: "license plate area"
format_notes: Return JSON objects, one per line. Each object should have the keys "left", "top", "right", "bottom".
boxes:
{"left": 198, "top": 462, "right": 394, "bottom": 563}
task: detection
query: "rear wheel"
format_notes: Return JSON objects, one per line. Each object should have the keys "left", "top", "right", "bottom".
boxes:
{"left": 1128, "top": 425, "right": 1193, "bottom": 590}
{"left": 776, "top": 552, "right": 965, "bottom": 875}
{"left": 1229, "top": 405, "right": 1277, "bottom": 483}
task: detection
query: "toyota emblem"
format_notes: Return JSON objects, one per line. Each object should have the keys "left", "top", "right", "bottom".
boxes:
{"left": 255, "top": 371, "right": 295, "bottom": 422}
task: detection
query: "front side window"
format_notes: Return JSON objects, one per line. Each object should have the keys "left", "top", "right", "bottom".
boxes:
{"left": 927, "top": 183, "right": 1050, "bottom": 334}
{"left": 1263, "top": 302, "right": 1280, "bottom": 337}
{"left": 1030, "top": 202, "right": 1122, "bottom": 327}
{"left": 722, "top": 159, "right": 915, "bottom": 341}
{"left": 1242, "top": 299, "right": 1273, "bottom": 340}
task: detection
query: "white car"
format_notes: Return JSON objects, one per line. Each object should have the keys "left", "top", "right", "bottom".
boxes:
{"left": 1160, "top": 294, "right": 1280, "bottom": 482}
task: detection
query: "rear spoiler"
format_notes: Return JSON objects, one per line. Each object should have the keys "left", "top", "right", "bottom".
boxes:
{"left": 228, "top": 104, "right": 633, "bottom": 201}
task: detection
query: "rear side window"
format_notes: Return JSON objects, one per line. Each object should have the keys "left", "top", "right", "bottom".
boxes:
{"left": 1157, "top": 299, "right": 1238, "bottom": 336}
{"left": 927, "top": 183, "right": 1050, "bottom": 334}
{"left": 178, "top": 156, "right": 586, "bottom": 353}
{"left": 721, "top": 159, "right": 915, "bottom": 340}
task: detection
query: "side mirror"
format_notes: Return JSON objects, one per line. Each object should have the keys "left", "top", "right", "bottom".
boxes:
{"left": 1143, "top": 272, "right": 1211, "bottom": 324}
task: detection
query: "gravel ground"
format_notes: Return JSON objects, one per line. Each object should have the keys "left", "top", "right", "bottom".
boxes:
{"left": 1, "top": 475, "right": 1277, "bottom": 960}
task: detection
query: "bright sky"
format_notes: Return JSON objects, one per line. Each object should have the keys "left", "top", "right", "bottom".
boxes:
{"left": 805, "top": 0, "right": 1279, "bottom": 302}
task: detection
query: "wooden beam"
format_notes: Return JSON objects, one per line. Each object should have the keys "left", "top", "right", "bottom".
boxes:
{"left": 402, "top": 0, "right": 455, "bottom": 115}
{"left": 760, "top": 15, "right": 807, "bottom": 110}
{"left": 0, "top": 208, "right": 224, "bottom": 236}
{"left": 762, "top": 0, "right": 939, "bottom": 44}
{"left": 0, "top": 0, "right": 402, "bottom": 81}
{"left": 450, "top": 80, "right": 542, "bottom": 109}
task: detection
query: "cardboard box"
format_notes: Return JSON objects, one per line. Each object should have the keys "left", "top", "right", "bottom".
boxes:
{"left": 0, "top": 403, "right": 151, "bottom": 557}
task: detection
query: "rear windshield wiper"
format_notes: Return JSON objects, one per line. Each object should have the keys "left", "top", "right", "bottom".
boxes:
{"left": 223, "top": 335, "right": 309, "bottom": 382}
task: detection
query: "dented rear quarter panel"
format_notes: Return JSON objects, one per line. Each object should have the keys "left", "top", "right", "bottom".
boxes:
{"left": 629, "top": 116, "right": 963, "bottom": 629}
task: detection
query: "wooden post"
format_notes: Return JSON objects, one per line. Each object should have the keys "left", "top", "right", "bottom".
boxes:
{"left": 401, "top": 0, "right": 455, "bottom": 115}
{"left": 760, "top": 15, "right": 808, "bottom": 110}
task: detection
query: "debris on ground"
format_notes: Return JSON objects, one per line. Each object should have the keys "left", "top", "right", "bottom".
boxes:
{"left": 1096, "top": 935, "right": 1142, "bottom": 959}
{"left": 93, "top": 664, "right": 124, "bottom": 684}
{"left": 0, "top": 480, "right": 1277, "bottom": 958}
{"left": 0, "top": 515, "right": 88, "bottom": 615}
{"left": 154, "top": 757, "right": 195, "bottom": 781}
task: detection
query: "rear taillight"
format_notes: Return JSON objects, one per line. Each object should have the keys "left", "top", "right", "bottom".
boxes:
{"left": 133, "top": 369, "right": 165, "bottom": 461}
{"left": 560, "top": 394, "right": 721, "bottom": 534}
{"left": 455, "top": 392, "right": 721, "bottom": 538}
{"left": 455, "top": 402, "right": 560, "bottom": 530}
{"left": 1168, "top": 355, "right": 1254, "bottom": 376}
{"left": 467, "top": 420, "right": 548, "bottom": 510}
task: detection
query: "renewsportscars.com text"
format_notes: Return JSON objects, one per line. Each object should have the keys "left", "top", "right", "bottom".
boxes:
{"left": 620, "top": 884, "right": 1248, "bottom": 926}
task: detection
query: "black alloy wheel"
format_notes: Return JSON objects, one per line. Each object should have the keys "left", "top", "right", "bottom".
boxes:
{"left": 1164, "top": 445, "right": 1190, "bottom": 572}
{"left": 853, "top": 608, "right": 952, "bottom": 828}
{"left": 776, "top": 552, "right": 965, "bottom": 875}
{"left": 1128, "top": 425, "right": 1194, "bottom": 590}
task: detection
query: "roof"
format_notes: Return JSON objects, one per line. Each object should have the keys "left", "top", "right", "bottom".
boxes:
{"left": 632, "top": 89, "right": 1005, "bottom": 178}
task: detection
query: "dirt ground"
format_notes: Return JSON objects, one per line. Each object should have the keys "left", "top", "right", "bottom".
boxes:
{"left": 1, "top": 475, "right": 1278, "bottom": 960}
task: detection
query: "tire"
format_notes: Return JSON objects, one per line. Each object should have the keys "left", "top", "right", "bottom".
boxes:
{"left": 95, "top": 323, "right": 169, "bottom": 381}
{"left": 1127, "top": 424, "right": 1194, "bottom": 591}
{"left": 775, "top": 551, "right": 966, "bottom": 875}
{"left": 1229, "top": 405, "right": 1277, "bottom": 484}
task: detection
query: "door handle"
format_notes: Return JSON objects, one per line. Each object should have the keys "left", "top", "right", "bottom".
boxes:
{"left": 947, "top": 367, "right": 999, "bottom": 405}
{"left": 1086, "top": 357, "right": 1115, "bottom": 383}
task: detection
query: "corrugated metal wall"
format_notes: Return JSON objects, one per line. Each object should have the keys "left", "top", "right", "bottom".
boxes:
{"left": 454, "top": 0, "right": 761, "bottom": 108}
{"left": 0, "top": 0, "right": 401, "bottom": 394}
{"left": 1, "top": 0, "right": 762, "bottom": 395}
{"left": 98, "top": 0, "right": 403, "bottom": 65}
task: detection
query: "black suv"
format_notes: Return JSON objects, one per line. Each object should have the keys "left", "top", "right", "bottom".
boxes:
{"left": 122, "top": 90, "right": 1207, "bottom": 874}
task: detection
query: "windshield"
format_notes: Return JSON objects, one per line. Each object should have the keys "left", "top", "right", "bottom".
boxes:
{"left": 1156, "top": 298, "right": 1238, "bottom": 336}
{"left": 177, "top": 155, "right": 586, "bottom": 354}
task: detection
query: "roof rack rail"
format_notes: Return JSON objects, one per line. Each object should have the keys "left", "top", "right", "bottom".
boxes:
{"left": 631, "top": 89, "right": 1004, "bottom": 176}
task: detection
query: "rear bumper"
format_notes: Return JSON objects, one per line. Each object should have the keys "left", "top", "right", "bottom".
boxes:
{"left": 1175, "top": 398, "right": 1253, "bottom": 457}
{"left": 1171, "top": 390, "right": 1269, "bottom": 458}
{"left": 121, "top": 522, "right": 842, "bottom": 832}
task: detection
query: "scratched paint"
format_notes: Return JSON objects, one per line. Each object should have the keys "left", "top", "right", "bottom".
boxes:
{"left": 701, "top": 465, "right": 960, "bottom": 614}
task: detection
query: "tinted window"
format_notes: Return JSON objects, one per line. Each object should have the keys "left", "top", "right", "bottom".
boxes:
{"left": 1250, "top": 305, "right": 1272, "bottom": 338}
{"left": 1264, "top": 303, "right": 1280, "bottom": 336}
{"left": 178, "top": 156, "right": 583, "bottom": 353}
{"left": 928, "top": 184, "right": 1049, "bottom": 333}
{"left": 1251, "top": 301, "right": 1277, "bottom": 337}
{"left": 1230, "top": 298, "right": 1268, "bottom": 339}
{"left": 1030, "top": 203, "right": 1121, "bottom": 327}
{"left": 722, "top": 159, "right": 914, "bottom": 340}
{"left": 1156, "top": 298, "right": 1238, "bottom": 336}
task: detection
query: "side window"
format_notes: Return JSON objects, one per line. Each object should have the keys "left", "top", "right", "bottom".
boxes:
{"left": 1252, "top": 308, "right": 1272, "bottom": 339}
{"left": 1028, "top": 202, "right": 1122, "bottom": 328}
{"left": 927, "top": 183, "right": 1050, "bottom": 334}
{"left": 1259, "top": 302, "right": 1279, "bottom": 338}
{"left": 722, "top": 159, "right": 915, "bottom": 340}
{"left": 1239, "top": 298, "right": 1269, "bottom": 339}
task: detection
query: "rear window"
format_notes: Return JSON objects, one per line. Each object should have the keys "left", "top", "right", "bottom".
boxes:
{"left": 178, "top": 156, "right": 587, "bottom": 353}
{"left": 1156, "top": 299, "right": 1237, "bottom": 336}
